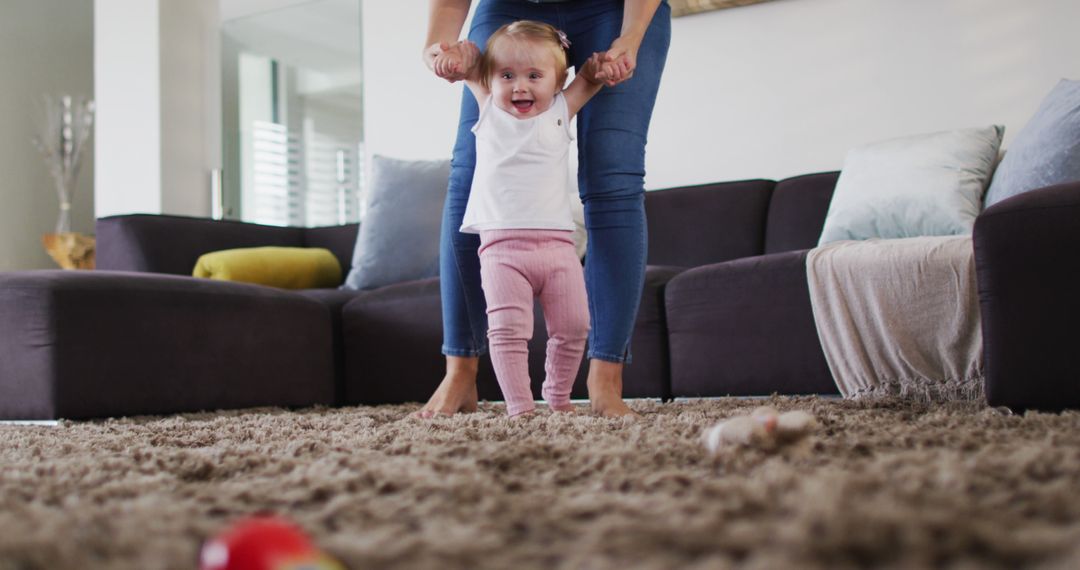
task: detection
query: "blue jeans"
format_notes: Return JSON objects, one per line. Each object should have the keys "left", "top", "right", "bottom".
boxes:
{"left": 440, "top": 0, "right": 671, "bottom": 363}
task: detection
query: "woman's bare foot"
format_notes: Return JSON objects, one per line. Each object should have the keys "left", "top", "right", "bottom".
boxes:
{"left": 586, "top": 359, "right": 637, "bottom": 418}
{"left": 414, "top": 356, "right": 480, "bottom": 418}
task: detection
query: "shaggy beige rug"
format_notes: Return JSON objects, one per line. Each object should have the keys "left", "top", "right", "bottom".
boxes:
{"left": 2, "top": 397, "right": 1080, "bottom": 570}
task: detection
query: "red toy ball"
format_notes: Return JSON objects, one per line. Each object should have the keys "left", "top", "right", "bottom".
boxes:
{"left": 200, "top": 515, "right": 344, "bottom": 570}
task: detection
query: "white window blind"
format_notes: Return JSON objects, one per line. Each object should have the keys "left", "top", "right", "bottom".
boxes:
{"left": 250, "top": 119, "right": 362, "bottom": 227}
{"left": 251, "top": 120, "right": 302, "bottom": 226}
{"left": 303, "top": 130, "right": 363, "bottom": 227}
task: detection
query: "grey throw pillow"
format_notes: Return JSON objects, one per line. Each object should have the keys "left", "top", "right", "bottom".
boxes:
{"left": 342, "top": 155, "right": 450, "bottom": 290}
{"left": 984, "top": 79, "right": 1080, "bottom": 208}
{"left": 818, "top": 125, "right": 1004, "bottom": 245}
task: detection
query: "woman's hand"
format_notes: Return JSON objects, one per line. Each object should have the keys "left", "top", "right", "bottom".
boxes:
{"left": 424, "top": 40, "right": 478, "bottom": 83}
{"left": 594, "top": 33, "right": 642, "bottom": 87}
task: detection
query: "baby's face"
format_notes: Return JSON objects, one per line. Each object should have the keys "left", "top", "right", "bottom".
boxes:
{"left": 488, "top": 38, "right": 560, "bottom": 119}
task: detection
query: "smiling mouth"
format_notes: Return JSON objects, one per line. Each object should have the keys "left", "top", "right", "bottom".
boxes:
{"left": 512, "top": 99, "right": 534, "bottom": 113}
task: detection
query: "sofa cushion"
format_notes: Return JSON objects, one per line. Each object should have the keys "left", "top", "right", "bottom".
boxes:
{"left": 297, "top": 287, "right": 366, "bottom": 405}
{"left": 622, "top": 266, "right": 685, "bottom": 399}
{"left": 97, "top": 214, "right": 305, "bottom": 275}
{"left": 818, "top": 125, "right": 1004, "bottom": 245}
{"left": 522, "top": 265, "right": 680, "bottom": 401}
{"left": 340, "top": 277, "right": 501, "bottom": 405}
{"left": 985, "top": 78, "right": 1080, "bottom": 207}
{"left": 665, "top": 250, "right": 837, "bottom": 397}
{"left": 0, "top": 271, "right": 335, "bottom": 420}
{"left": 343, "top": 156, "right": 450, "bottom": 291}
{"left": 646, "top": 179, "right": 774, "bottom": 267}
{"left": 303, "top": 223, "right": 360, "bottom": 277}
{"left": 193, "top": 247, "right": 342, "bottom": 289}
{"left": 764, "top": 172, "right": 839, "bottom": 254}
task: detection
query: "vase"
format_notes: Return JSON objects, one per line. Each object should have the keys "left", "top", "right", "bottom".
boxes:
{"left": 55, "top": 195, "right": 72, "bottom": 234}
{"left": 42, "top": 232, "right": 95, "bottom": 270}
{"left": 34, "top": 94, "right": 94, "bottom": 237}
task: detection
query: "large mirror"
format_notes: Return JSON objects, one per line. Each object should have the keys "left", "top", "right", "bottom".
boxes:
{"left": 221, "top": 0, "right": 363, "bottom": 227}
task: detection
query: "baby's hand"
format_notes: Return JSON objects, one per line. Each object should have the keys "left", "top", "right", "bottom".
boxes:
{"left": 430, "top": 40, "right": 480, "bottom": 83}
{"left": 578, "top": 52, "right": 607, "bottom": 86}
{"left": 458, "top": 40, "right": 481, "bottom": 79}
{"left": 593, "top": 52, "right": 632, "bottom": 87}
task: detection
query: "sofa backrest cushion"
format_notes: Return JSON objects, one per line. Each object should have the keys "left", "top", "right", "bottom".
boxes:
{"left": 984, "top": 79, "right": 1080, "bottom": 208}
{"left": 764, "top": 172, "right": 839, "bottom": 254}
{"left": 96, "top": 214, "right": 306, "bottom": 275}
{"left": 304, "top": 223, "right": 360, "bottom": 276}
{"left": 645, "top": 179, "right": 774, "bottom": 267}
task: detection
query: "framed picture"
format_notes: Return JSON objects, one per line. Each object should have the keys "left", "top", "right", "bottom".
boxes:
{"left": 669, "top": 0, "right": 780, "bottom": 17}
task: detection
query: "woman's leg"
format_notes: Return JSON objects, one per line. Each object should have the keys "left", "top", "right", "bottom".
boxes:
{"left": 564, "top": 1, "right": 671, "bottom": 416}
{"left": 418, "top": 90, "right": 487, "bottom": 417}
{"left": 416, "top": 86, "right": 487, "bottom": 418}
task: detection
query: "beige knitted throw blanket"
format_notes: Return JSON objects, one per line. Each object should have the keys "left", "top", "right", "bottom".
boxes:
{"left": 806, "top": 236, "right": 984, "bottom": 402}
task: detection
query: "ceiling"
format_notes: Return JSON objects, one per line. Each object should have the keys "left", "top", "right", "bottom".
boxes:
{"left": 221, "top": 0, "right": 361, "bottom": 90}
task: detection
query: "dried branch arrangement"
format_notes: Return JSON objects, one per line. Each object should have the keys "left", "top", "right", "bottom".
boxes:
{"left": 32, "top": 94, "right": 95, "bottom": 234}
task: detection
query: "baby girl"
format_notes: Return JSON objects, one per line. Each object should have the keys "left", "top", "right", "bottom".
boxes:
{"left": 435, "top": 21, "right": 614, "bottom": 416}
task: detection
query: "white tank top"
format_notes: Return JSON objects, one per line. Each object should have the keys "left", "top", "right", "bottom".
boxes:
{"left": 459, "top": 93, "right": 576, "bottom": 234}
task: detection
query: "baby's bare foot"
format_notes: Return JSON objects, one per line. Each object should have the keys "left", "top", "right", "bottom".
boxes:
{"left": 549, "top": 402, "right": 577, "bottom": 413}
{"left": 508, "top": 408, "right": 537, "bottom": 419}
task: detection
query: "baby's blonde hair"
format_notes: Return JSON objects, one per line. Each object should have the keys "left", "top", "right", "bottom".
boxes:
{"left": 480, "top": 21, "right": 570, "bottom": 90}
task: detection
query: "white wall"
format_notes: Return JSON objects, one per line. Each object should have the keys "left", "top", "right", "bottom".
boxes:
{"left": 161, "top": 0, "right": 222, "bottom": 216}
{"left": 650, "top": 0, "right": 1080, "bottom": 187}
{"left": 0, "top": 0, "right": 95, "bottom": 270}
{"left": 95, "top": 0, "right": 163, "bottom": 217}
{"left": 362, "top": 0, "right": 1080, "bottom": 190}
{"left": 361, "top": 1, "right": 465, "bottom": 163}
{"left": 95, "top": 0, "right": 221, "bottom": 219}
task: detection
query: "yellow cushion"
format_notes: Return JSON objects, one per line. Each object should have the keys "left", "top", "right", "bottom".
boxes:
{"left": 193, "top": 247, "right": 342, "bottom": 289}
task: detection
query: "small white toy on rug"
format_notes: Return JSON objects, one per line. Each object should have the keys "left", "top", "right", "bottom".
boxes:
{"left": 701, "top": 406, "right": 819, "bottom": 453}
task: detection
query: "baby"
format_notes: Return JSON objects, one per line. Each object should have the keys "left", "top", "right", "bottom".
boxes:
{"left": 437, "top": 21, "right": 610, "bottom": 416}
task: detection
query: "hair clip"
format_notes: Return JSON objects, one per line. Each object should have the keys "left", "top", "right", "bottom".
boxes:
{"left": 556, "top": 30, "right": 571, "bottom": 50}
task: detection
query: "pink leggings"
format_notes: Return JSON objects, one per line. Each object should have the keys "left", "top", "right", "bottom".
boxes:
{"left": 478, "top": 229, "right": 590, "bottom": 416}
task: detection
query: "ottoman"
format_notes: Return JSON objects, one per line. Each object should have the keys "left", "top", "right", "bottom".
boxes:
{"left": 0, "top": 270, "right": 335, "bottom": 420}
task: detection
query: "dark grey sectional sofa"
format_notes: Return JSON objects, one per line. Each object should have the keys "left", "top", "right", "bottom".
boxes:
{"left": 1, "top": 172, "right": 1076, "bottom": 419}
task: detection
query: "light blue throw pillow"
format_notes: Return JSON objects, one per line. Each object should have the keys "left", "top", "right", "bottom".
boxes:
{"left": 818, "top": 125, "right": 1004, "bottom": 245}
{"left": 984, "top": 79, "right": 1080, "bottom": 208}
{"left": 342, "top": 155, "right": 450, "bottom": 290}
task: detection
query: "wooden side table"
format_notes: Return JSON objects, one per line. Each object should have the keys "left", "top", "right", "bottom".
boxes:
{"left": 42, "top": 232, "right": 95, "bottom": 270}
